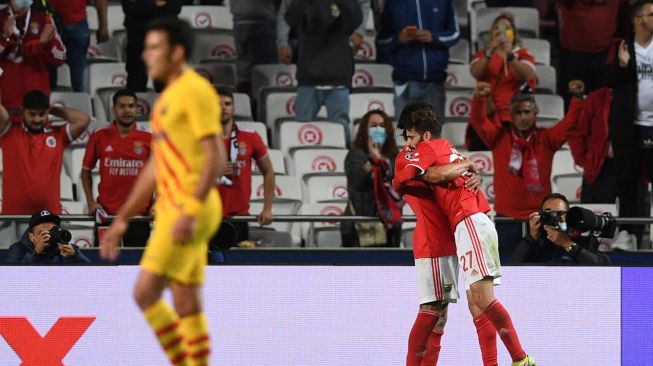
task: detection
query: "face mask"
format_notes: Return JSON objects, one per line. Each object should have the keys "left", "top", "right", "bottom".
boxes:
{"left": 368, "top": 126, "right": 387, "bottom": 145}
{"left": 559, "top": 222, "right": 568, "bottom": 232}
{"left": 13, "top": 0, "right": 33, "bottom": 11}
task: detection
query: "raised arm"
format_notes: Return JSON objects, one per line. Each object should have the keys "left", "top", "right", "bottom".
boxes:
{"left": 49, "top": 105, "right": 91, "bottom": 142}
{"left": 469, "top": 82, "right": 503, "bottom": 148}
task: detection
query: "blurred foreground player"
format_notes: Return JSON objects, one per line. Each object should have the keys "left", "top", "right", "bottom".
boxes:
{"left": 100, "top": 18, "right": 226, "bottom": 366}
{"left": 396, "top": 103, "right": 498, "bottom": 366}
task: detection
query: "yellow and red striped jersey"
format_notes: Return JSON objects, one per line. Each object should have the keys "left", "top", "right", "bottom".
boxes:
{"left": 150, "top": 69, "right": 221, "bottom": 213}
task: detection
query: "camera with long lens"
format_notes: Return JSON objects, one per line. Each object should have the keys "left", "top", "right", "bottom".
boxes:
{"left": 566, "top": 207, "right": 617, "bottom": 238}
{"left": 44, "top": 226, "right": 72, "bottom": 255}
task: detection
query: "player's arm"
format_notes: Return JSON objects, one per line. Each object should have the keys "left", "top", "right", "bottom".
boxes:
{"left": 50, "top": 105, "right": 91, "bottom": 141}
{"left": 256, "top": 155, "right": 275, "bottom": 225}
{"left": 420, "top": 160, "right": 476, "bottom": 185}
{"left": 193, "top": 135, "right": 225, "bottom": 203}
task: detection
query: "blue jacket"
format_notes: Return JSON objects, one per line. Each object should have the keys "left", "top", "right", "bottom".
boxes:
{"left": 378, "top": 0, "right": 460, "bottom": 83}
{"left": 6, "top": 230, "right": 91, "bottom": 264}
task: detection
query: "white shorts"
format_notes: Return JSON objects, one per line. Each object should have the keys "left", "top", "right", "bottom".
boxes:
{"left": 415, "top": 256, "right": 460, "bottom": 305}
{"left": 454, "top": 213, "right": 502, "bottom": 290}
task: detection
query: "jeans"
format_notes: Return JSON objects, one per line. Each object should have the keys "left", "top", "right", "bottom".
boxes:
{"left": 60, "top": 19, "right": 90, "bottom": 92}
{"left": 295, "top": 86, "right": 351, "bottom": 144}
{"left": 234, "top": 21, "right": 278, "bottom": 84}
{"left": 393, "top": 80, "right": 445, "bottom": 122}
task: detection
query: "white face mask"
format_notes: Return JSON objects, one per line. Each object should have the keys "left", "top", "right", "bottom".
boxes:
{"left": 13, "top": 0, "right": 33, "bottom": 11}
{"left": 559, "top": 222, "right": 568, "bottom": 232}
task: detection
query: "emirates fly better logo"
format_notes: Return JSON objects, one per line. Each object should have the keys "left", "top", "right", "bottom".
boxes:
{"left": 0, "top": 317, "right": 95, "bottom": 366}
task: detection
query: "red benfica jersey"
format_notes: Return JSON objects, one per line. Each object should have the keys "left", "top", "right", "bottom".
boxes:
{"left": 407, "top": 139, "right": 491, "bottom": 232}
{"left": 0, "top": 123, "right": 71, "bottom": 214}
{"left": 471, "top": 48, "right": 536, "bottom": 122}
{"left": 218, "top": 125, "right": 267, "bottom": 216}
{"left": 395, "top": 146, "right": 456, "bottom": 259}
{"left": 82, "top": 123, "right": 152, "bottom": 214}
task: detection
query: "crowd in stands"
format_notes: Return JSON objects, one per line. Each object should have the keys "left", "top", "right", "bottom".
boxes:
{"left": 0, "top": 0, "right": 651, "bottom": 261}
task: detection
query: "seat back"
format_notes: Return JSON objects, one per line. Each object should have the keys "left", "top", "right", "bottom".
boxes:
{"left": 290, "top": 149, "right": 347, "bottom": 178}
{"left": 278, "top": 122, "right": 346, "bottom": 153}
{"left": 303, "top": 175, "right": 349, "bottom": 203}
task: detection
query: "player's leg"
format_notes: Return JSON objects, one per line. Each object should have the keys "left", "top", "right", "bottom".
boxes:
{"left": 419, "top": 303, "right": 447, "bottom": 366}
{"left": 134, "top": 270, "right": 191, "bottom": 366}
{"left": 467, "top": 290, "right": 497, "bottom": 366}
{"left": 458, "top": 214, "right": 534, "bottom": 365}
{"left": 407, "top": 301, "right": 446, "bottom": 366}
{"left": 171, "top": 283, "right": 210, "bottom": 366}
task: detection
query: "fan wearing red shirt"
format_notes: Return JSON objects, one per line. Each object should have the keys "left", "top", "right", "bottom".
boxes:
{"left": 215, "top": 88, "right": 274, "bottom": 246}
{"left": 394, "top": 110, "right": 536, "bottom": 366}
{"left": 395, "top": 103, "right": 498, "bottom": 366}
{"left": 0, "top": 89, "right": 90, "bottom": 214}
{"left": 81, "top": 89, "right": 152, "bottom": 246}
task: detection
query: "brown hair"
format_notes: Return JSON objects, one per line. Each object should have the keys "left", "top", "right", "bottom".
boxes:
{"left": 353, "top": 110, "right": 398, "bottom": 159}
{"left": 489, "top": 13, "right": 522, "bottom": 48}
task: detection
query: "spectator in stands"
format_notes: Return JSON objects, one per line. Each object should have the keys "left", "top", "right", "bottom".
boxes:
{"left": 285, "top": 0, "right": 362, "bottom": 145}
{"left": 215, "top": 87, "right": 274, "bottom": 248}
{"left": 468, "top": 13, "right": 537, "bottom": 151}
{"left": 378, "top": 0, "right": 459, "bottom": 121}
{"left": 122, "top": 0, "right": 182, "bottom": 91}
{"left": 605, "top": 0, "right": 653, "bottom": 247}
{"left": 555, "top": 0, "right": 630, "bottom": 110}
{"left": 81, "top": 89, "right": 152, "bottom": 247}
{"left": 230, "top": 0, "right": 279, "bottom": 95}
{"left": 0, "top": 0, "right": 66, "bottom": 112}
{"left": 342, "top": 110, "right": 401, "bottom": 247}
{"left": 6, "top": 210, "right": 90, "bottom": 264}
{"left": 0, "top": 90, "right": 90, "bottom": 214}
{"left": 568, "top": 87, "right": 617, "bottom": 204}
{"left": 277, "top": 0, "right": 370, "bottom": 64}
{"left": 513, "top": 193, "right": 610, "bottom": 264}
{"left": 48, "top": 0, "right": 109, "bottom": 92}
{"left": 469, "top": 81, "right": 584, "bottom": 253}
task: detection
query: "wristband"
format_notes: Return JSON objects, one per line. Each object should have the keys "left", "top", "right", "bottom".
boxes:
{"left": 181, "top": 196, "right": 203, "bottom": 216}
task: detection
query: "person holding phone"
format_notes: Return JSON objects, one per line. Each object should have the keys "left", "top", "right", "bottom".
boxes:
{"left": 378, "top": 0, "right": 460, "bottom": 122}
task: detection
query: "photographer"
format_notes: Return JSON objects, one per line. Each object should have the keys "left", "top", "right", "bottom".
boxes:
{"left": 6, "top": 210, "right": 90, "bottom": 264}
{"left": 512, "top": 193, "right": 610, "bottom": 265}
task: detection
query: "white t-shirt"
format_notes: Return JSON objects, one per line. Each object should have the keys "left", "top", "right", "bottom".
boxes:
{"left": 635, "top": 41, "right": 653, "bottom": 127}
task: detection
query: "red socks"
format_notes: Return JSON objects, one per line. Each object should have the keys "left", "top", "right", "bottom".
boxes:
{"left": 406, "top": 309, "right": 440, "bottom": 366}
{"left": 473, "top": 313, "right": 498, "bottom": 366}
{"left": 420, "top": 329, "right": 443, "bottom": 366}
{"left": 483, "top": 300, "right": 526, "bottom": 362}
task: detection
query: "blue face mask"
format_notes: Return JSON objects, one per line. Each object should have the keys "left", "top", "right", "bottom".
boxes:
{"left": 369, "top": 126, "right": 387, "bottom": 145}
{"left": 559, "top": 222, "right": 568, "bottom": 232}
{"left": 13, "top": 0, "right": 33, "bottom": 10}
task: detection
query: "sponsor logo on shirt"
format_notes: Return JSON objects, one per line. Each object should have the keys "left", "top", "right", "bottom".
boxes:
{"left": 104, "top": 158, "right": 145, "bottom": 176}
{"left": 105, "top": 145, "right": 114, "bottom": 152}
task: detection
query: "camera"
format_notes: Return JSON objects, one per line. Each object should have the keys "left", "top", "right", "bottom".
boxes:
{"left": 48, "top": 226, "right": 72, "bottom": 246}
{"left": 539, "top": 209, "right": 562, "bottom": 227}
{"left": 566, "top": 207, "right": 617, "bottom": 238}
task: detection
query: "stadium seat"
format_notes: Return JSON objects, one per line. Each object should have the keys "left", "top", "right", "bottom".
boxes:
{"left": 534, "top": 94, "right": 564, "bottom": 126}
{"left": 179, "top": 5, "right": 233, "bottom": 30}
{"left": 480, "top": 173, "right": 495, "bottom": 203}
{"left": 233, "top": 92, "right": 253, "bottom": 120}
{"left": 279, "top": 122, "right": 347, "bottom": 154}
{"left": 250, "top": 175, "right": 303, "bottom": 245}
{"left": 290, "top": 149, "right": 347, "bottom": 179}
{"left": 50, "top": 92, "right": 94, "bottom": 122}
{"left": 87, "top": 5, "right": 125, "bottom": 35}
{"left": 252, "top": 149, "right": 286, "bottom": 175}
{"left": 61, "top": 172, "right": 74, "bottom": 201}
{"left": 354, "top": 33, "right": 377, "bottom": 62}
{"left": 466, "top": 150, "right": 494, "bottom": 174}
{"left": 55, "top": 64, "right": 72, "bottom": 91}
{"left": 473, "top": 7, "right": 540, "bottom": 50}
{"left": 521, "top": 37, "right": 550, "bottom": 65}
{"left": 349, "top": 92, "right": 395, "bottom": 123}
{"left": 303, "top": 175, "right": 348, "bottom": 203}
{"left": 535, "top": 64, "right": 556, "bottom": 94}
{"left": 251, "top": 64, "right": 297, "bottom": 102}
{"left": 87, "top": 63, "right": 128, "bottom": 96}
{"left": 299, "top": 203, "right": 346, "bottom": 247}
{"left": 444, "top": 89, "right": 474, "bottom": 122}
{"left": 191, "top": 29, "right": 237, "bottom": 63}
{"left": 401, "top": 204, "right": 417, "bottom": 248}
{"left": 263, "top": 91, "right": 297, "bottom": 129}
{"left": 193, "top": 62, "right": 236, "bottom": 87}
{"left": 552, "top": 174, "right": 582, "bottom": 203}
{"left": 135, "top": 92, "right": 159, "bottom": 121}
{"left": 87, "top": 37, "right": 121, "bottom": 63}
{"left": 65, "top": 146, "right": 91, "bottom": 187}
{"left": 441, "top": 122, "right": 468, "bottom": 148}
{"left": 450, "top": 38, "right": 470, "bottom": 65}
{"left": 352, "top": 64, "right": 393, "bottom": 90}
{"left": 236, "top": 121, "right": 268, "bottom": 146}
{"left": 61, "top": 201, "right": 86, "bottom": 215}
{"left": 364, "top": 8, "right": 375, "bottom": 36}
{"left": 446, "top": 64, "right": 476, "bottom": 90}
{"left": 552, "top": 149, "right": 583, "bottom": 177}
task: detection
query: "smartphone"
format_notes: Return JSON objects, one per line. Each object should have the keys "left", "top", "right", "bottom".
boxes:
{"left": 405, "top": 25, "right": 418, "bottom": 36}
